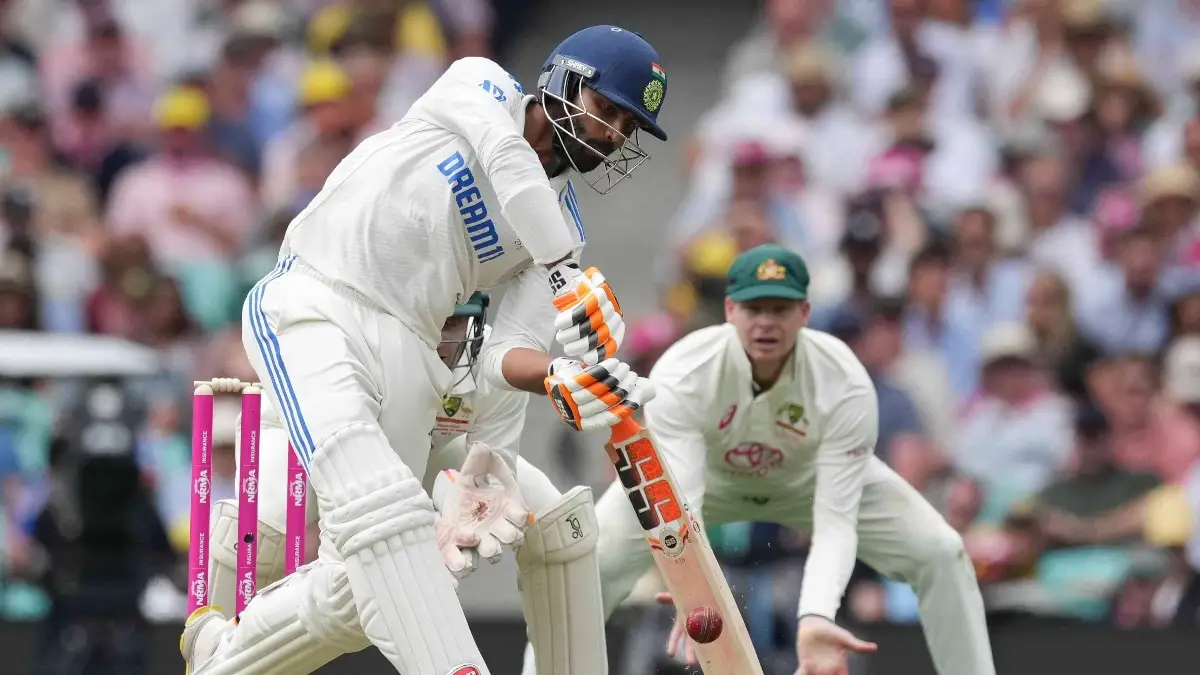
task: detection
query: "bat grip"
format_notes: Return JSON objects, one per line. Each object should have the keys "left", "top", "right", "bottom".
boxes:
{"left": 609, "top": 416, "right": 642, "bottom": 445}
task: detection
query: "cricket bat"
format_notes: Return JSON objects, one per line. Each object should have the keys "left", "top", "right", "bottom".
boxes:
{"left": 607, "top": 417, "right": 764, "bottom": 674}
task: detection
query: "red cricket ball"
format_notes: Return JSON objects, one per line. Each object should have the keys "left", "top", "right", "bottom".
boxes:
{"left": 685, "top": 606, "right": 723, "bottom": 644}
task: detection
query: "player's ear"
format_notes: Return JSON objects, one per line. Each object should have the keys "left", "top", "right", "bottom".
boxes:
{"left": 724, "top": 297, "right": 736, "bottom": 323}
{"left": 800, "top": 300, "right": 811, "bottom": 323}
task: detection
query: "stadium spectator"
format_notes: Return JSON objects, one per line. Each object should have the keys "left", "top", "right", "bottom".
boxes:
{"left": 765, "top": 120, "right": 844, "bottom": 259}
{"left": 780, "top": 40, "right": 881, "bottom": 197}
{"left": 202, "top": 35, "right": 270, "bottom": 176}
{"left": 947, "top": 203, "right": 1031, "bottom": 333}
{"left": 39, "top": 10, "right": 156, "bottom": 147}
{"left": 670, "top": 199, "right": 781, "bottom": 330}
{"left": 0, "top": 0, "right": 36, "bottom": 113}
{"left": 654, "top": 0, "right": 1200, "bottom": 657}
{"left": 875, "top": 293, "right": 957, "bottom": 457}
{"left": 0, "top": 104, "right": 102, "bottom": 254}
{"left": 261, "top": 59, "right": 357, "bottom": 212}
{"left": 1024, "top": 267, "right": 1102, "bottom": 401}
{"left": 809, "top": 192, "right": 912, "bottom": 320}
{"left": 954, "top": 321, "right": 1074, "bottom": 521}
{"left": 0, "top": 247, "right": 34, "bottom": 330}
{"left": 105, "top": 85, "right": 257, "bottom": 329}
{"left": 1018, "top": 404, "right": 1161, "bottom": 621}
{"left": 1032, "top": 406, "right": 1159, "bottom": 551}
{"left": 106, "top": 86, "right": 256, "bottom": 265}
{"left": 904, "top": 242, "right": 985, "bottom": 396}
{"left": 722, "top": 0, "right": 842, "bottom": 92}
{"left": 851, "top": 0, "right": 976, "bottom": 121}
{"left": 57, "top": 78, "right": 144, "bottom": 205}
{"left": 1131, "top": 481, "right": 1200, "bottom": 627}
{"left": 1019, "top": 150, "right": 1105, "bottom": 290}
{"left": 84, "top": 233, "right": 153, "bottom": 339}
{"left": 1164, "top": 335, "right": 1200, "bottom": 421}
{"left": 1090, "top": 353, "right": 1200, "bottom": 485}
{"left": 1139, "top": 163, "right": 1200, "bottom": 266}
{"left": 1077, "top": 226, "right": 1170, "bottom": 355}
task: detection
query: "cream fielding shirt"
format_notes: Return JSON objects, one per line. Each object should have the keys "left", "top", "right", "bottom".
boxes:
{"left": 644, "top": 324, "right": 880, "bottom": 619}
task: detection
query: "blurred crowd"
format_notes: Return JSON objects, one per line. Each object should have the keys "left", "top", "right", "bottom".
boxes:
{"left": 0, "top": 0, "right": 529, "bottom": 631}
{"left": 615, "top": 0, "right": 1200, "bottom": 667}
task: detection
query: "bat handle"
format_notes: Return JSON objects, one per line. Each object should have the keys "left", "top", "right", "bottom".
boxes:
{"left": 609, "top": 416, "right": 643, "bottom": 445}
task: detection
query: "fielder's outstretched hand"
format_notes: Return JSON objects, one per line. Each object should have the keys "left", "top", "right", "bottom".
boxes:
{"left": 655, "top": 592, "right": 699, "bottom": 665}
{"left": 544, "top": 357, "right": 656, "bottom": 431}
{"left": 432, "top": 442, "right": 533, "bottom": 583}
{"left": 795, "top": 615, "right": 877, "bottom": 675}
{"left": 548, "top": 262, "right": 625, "bottom": 364}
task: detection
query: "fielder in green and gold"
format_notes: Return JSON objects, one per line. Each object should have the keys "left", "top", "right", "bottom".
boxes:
{"left": 589, "top": 245, "right": 996, "bottom": 675}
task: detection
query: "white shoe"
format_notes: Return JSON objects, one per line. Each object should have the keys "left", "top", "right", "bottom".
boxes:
{"left": 180, "top": 605, "right": 234, "bottom": 674}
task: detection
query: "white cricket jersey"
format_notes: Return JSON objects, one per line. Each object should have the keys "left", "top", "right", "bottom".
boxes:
{"left": 644, "top": 323, "right": 881, "bottom": 619}
{"left": 279, "top": 57, "right": 586, "bottom": 354}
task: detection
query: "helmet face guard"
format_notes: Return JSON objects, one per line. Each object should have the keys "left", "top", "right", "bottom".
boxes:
{"left": 538, "top": 60, "right": 650, "bottom": 195}
{"left": 441, "top": 293, "right": 489, "bottom": 387}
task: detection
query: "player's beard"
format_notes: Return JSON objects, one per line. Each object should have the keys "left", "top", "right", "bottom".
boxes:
{"left": 553, "top": 131, "right": 614, "bottom": 175}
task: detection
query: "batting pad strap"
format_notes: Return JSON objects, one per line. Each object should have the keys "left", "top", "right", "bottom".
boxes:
{"left": 516, "top": 486, "right": 607, "bottom": 675}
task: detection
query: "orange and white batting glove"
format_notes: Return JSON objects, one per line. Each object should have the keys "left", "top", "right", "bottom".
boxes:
{"left": 544, "top": 357, "right": 656, "bottom": 431}
{"left": 548, "top": 262, "right": 625, "bottom": 364}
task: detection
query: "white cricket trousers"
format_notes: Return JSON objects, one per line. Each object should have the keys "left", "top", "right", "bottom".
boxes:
{"left": 239, "top": 254, "right": 490, "bottom": 674}
{"left": 594, "top": 459, "right": 996, "bottom": 675}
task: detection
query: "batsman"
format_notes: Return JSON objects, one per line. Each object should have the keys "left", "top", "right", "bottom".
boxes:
{"left": 183, "top": 24, "right": 669, "bottom": 675}
{"left": 565, "top": 245, "right": 997, "bottom": 675}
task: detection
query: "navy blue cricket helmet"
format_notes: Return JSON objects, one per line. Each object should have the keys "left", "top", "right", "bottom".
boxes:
{"left": 538, "top": 25, "right": 668, "bottom": 194}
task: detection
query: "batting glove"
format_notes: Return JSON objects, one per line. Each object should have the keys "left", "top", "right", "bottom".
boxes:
{"left": 548, "top": 262, "right": 625, "bottom": 364}
{"left": 544, "top": 357, "right": 656, "bottom": 431}
{"left": 433, "top": 443, "right": 533, "bottom": 583}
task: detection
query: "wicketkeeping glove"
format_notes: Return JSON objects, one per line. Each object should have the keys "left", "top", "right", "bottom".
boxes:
{"left": 548, "top": 262, "right": 625, "bottom": 364}
{"left": 433, "top": 443, "right": 533, "bottom": 583}
{"left": 544, "top": 357, "right": 656, "bottom": 431}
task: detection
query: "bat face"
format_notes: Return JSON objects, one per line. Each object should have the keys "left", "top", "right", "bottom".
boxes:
{"left": 607, "top": 419, "right": 764, "bottom": 674}
{"left": 614, "top": 437, "right": 686, "bottom": 534}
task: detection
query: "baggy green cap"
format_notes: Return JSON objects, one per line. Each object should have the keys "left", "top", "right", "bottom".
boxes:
{"left": 725, "top": 244, "right": 809, "bottom": 302}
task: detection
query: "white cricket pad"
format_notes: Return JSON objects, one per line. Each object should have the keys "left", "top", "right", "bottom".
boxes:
{"left": 193, "top": 562, "right": 368, "bottom": 674}
{"left": 516, "top": 486, "right": 607, "bottom": 675}
{"left": 208, "top": 499, "right": 286, "bottom": 615}
{"left": 309, "top": 422, "right": 489, "bottom": 675}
